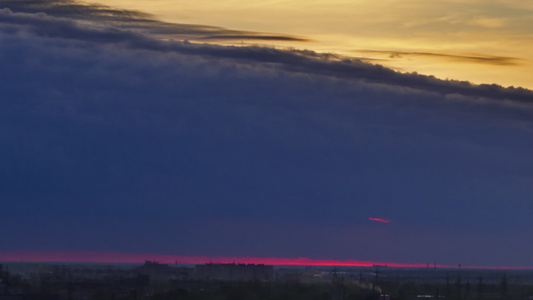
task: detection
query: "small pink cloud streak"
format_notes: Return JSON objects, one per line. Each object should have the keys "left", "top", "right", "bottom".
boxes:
{"left": 369, "top": 217, "right": 392, "bottom": 223}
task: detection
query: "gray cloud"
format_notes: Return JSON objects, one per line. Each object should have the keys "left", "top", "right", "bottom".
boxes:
{"left": 0, "top": 0, "right": 310, "bottom": 42}
{"left": 195, "top": 35, "right": 310, "bottom": 42}
{"left": 1, "top": 3, "right": 533, "bottom": 265}
{"left": 2, "top": 7, "right": 532, "bottom": 106}
{"left": 354, "top": 49, "right": 523, "bottom": 66}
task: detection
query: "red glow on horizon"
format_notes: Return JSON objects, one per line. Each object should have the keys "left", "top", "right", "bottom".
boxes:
{"left": 369, "top": 217, "right": 392, "bottom": 223}
{"left": 0, "top": 251, "right": 531, "bottom": 270}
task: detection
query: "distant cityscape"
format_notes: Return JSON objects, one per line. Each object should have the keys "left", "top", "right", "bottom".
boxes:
{"left": 1, "top": 261, "right": 533, "bottom": 300}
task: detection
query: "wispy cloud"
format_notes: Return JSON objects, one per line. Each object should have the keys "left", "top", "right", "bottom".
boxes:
{"left": 0, "top": 0, "right": 310, "bottom": 43}
{"left": 468, "top": 17, "right": 507, "bottom": 28}
{"left": 369, "top": 218, "right": 392, "bottom": 224}
{"left": 353, "top": 50, "right": 522, "bottom": 66}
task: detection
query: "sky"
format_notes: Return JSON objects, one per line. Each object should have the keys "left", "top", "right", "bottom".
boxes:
{"left": 77, "top": 0, "right": 533, "bottom": 89}
{"left": 1, "top": 0, "right": 533, "bottom": 268}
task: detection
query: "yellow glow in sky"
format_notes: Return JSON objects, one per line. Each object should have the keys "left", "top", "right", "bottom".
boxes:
{"left": 81, "top": 0, "right": 533, "bottom": 89}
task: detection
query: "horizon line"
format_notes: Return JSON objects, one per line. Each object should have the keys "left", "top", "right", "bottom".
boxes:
{"left": 0, "top": 251, "right": 531, "bottom": 270}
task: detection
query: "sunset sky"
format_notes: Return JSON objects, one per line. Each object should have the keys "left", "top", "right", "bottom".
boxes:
{"left": 80, "top": 0, "right": 533, "bottom": 89}
{"left": 1, "top": 0, "right": 533, "bottom": 268}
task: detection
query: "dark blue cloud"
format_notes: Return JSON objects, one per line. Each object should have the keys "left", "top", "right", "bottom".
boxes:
{"left": 0, "top": 0, "right": 309, "bottom": 42}
{"left": 1, "top": 5, "right": 533, "bottom": 265}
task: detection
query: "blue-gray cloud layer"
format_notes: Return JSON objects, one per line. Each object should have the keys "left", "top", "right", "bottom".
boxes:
{"left": 1, "top": 3, "right": 533, "bottom": 266}
{"left": 0, "top": 0, "right": 309, "bottom": 42}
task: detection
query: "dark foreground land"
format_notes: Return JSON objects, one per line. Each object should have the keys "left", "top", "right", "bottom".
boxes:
{"left": 1, "top": 262, "right": 533, "bottom": 300}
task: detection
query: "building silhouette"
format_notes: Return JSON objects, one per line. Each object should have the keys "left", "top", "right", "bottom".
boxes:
{"left": 195, "top": 263, "right": 274, "bottom": 281}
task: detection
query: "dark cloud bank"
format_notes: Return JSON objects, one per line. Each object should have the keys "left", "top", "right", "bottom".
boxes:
{"left": 2, "top": 2, "right": 533, "bottom": 266}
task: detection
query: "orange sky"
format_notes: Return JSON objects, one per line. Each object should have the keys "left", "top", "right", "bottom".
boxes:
{"left": 80, "top": 0, "right": 533, "bottom": 89}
